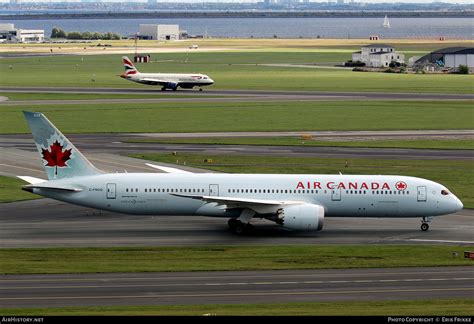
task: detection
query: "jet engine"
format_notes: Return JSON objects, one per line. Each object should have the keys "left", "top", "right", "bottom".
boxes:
{"left": 166, "top": 82, "right": 178, "bottom": 90}
{"left": 277, "top": 203, "right": 324, "bottom": 231}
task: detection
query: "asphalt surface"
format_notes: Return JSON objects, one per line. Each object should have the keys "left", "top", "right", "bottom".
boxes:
{"left": 1, "top": 135, "right": 473, "bottom": 163}
{"left": 1, "top": 267, "right": 472, "bottom": 308}
{"left": 1, "top": 86, "right": 474, "bottom": 101}
{"left": 1, "top": 198, "right": 473, "bottom": 248}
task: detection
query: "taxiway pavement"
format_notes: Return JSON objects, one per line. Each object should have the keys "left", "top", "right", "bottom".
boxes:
{"left": 1, "top": 267, "right": 472, "bottom": 308}
{"left": 1, "top": 86, "right": 473, "bottom": 101}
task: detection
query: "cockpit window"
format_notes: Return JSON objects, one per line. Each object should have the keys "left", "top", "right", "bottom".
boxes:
{"left": 441, "top": 190, "right": 449, "bottom": 196}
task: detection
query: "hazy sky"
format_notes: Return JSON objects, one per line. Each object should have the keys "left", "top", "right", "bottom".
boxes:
{"left": 4, "top": 0, "right": 474, "bottom": 3}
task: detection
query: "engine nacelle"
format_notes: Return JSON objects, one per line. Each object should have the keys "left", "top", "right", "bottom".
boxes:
{"left": 166, "top": 82, "right": 178, "bottom": 90}
{"left": 278, "top": 203, "right": 324, "bottom": 231}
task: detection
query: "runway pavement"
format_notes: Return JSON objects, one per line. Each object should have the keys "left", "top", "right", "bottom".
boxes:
{"left": 1, "top": 267, "right": 472, "bottom": 308}
{"left": 1, "top": 86, "right": 473, "bottom": 101}
{"left": 1, "top": 198, "right": 472, "bottom": 248}
{"left": 1, "top": 135, "right": 473, "bottom": 166}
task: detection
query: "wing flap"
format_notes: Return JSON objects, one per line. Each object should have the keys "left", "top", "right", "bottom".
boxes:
{"left": 171, "top": 194, "right": 304, "bottom": 214}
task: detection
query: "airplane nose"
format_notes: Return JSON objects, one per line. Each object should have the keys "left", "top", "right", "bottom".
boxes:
{"left": 451, "top": 194, "right": 463, "bottom": 212}
{"left": 455, "top": 196, "right": 464, "bottom": 211}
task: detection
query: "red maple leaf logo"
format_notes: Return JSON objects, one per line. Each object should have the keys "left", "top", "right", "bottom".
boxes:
{"left": 395, "top": 181, "right": 407, "bottom": 191}
{"left": 41, "top": 141, "right": 72, "bottom": 176}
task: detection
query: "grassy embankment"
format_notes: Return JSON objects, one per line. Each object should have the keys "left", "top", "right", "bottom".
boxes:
{"left": 0, "top": 51, "right": 472, "bottom": 93}
{"left": 129, "top": 153, "right": 473, "bottom": 208}
{"left": 0, "top": 176, "right": 40, "bottom": 203}
{"left": 126, "top": 137, "right": 474, "bottom": 150}
{"left": 2, "top": 299, "right": 473, "bottom": 316}
{"left": 1, "top": 245, "right": 472, "bottom": 275}
{"left": 1, "top": 100, "right": 472, "bottom": 134}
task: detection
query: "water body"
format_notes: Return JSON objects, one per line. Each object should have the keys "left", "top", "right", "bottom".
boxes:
{"left": 2, "top": 17, "right": 473, "bottom": 39}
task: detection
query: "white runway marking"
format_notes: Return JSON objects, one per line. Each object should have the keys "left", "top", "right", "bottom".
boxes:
{"left": 408, "top": 239, "right": 474, "bottom": 244}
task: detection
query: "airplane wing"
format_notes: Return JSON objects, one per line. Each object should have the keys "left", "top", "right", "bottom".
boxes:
{"left": 140, "top": 78, "right": 175, "bottom": 86}
{"left": 145, "top": 163, "right": 193, "bottom": 174}
{"left": 171, "top": 194, "right": 304, "bottom": 214}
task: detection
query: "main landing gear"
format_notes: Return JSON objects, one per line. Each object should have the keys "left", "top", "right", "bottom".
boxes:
{"left": 228, "top": 218, "right": 254, "bottom": 235}
{"left": 421, "top": 216, "right": 432, "bottom": 231}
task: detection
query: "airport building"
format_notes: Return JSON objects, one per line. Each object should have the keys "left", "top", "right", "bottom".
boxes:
{"left": 414, "top": 47, "right": 474, "bottom": 70}
{"left": 352, "top": 44, "right": 405, "bottom": 68}
{"left": 138, "top": 24, "right": 180, "bottom": 41}
{"left": 0, "top": 23, "right": 44, "bottom": 43}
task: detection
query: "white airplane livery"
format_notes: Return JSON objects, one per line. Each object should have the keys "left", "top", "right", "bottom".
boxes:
{"left": 120, "top": 56, "right": 214, "bottom": 91}
{"left": 20, "top": 112, "right": 463, "bottom": 234}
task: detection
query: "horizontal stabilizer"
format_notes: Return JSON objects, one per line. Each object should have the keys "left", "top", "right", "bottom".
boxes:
{"left": 22, "top": 184, "right": 82, "bottom": 193}
{"left": 145, "top": 163, "right": 193, "bottom": 174}
{"left": 17, "top": 176, "right": 46, "bottom": 185}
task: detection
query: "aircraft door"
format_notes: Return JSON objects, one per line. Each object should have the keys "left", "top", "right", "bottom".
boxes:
{"left": 106, "top": 183, "right": 116, "bottom": 199}
{"left": 417, "top": 186, "right": 427, "bottom": 202}
{"left": 331, "top": 188, "right": 341, "bottom": 201}
{"left": 209, "top": 184, "right": 219, "bottom": 197}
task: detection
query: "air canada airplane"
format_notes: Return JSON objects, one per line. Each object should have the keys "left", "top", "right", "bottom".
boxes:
{"left": 120, "top": 56, "right": 214, "bottom": 91}
{"left": 20, "top": 112, "right": 463, "bottom": 234}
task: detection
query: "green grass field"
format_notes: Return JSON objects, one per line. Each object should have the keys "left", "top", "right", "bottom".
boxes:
{"left": 1, "top": 245, "right": 471, "bottom": 275}
{"left": 2, "top": 100, "right": 473, "bottom": 134}
{"left": 126, "top": 137, "right": 474, "bottom": 150}
{"left": 130, "top": 153, "right": 474, "bottom": 208}
{"left": 0, "top": 176, "right": 40, "bottom": 203}
{"left": 1, "top": 52, "right": 473, "bottom": 93}
{"left": 2, "top": 299, "right": 473, "bottom": 316}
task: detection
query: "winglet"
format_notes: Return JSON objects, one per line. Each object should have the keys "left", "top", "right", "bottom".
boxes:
{"left": 145, "top": 163, "right": 193, "bottom": 174}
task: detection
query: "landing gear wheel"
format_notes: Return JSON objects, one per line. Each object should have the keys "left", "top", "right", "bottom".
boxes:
{"left": 161, "top": 87, "right": 166, "bottom": 91}
{"left": 234, "top": 222, "right": 245, "bottom": 235}
{"left": 199, "top": 88, "right": 203, "bottom": 92}
{"left": 228, "top": 218, "right": 239, "bottom": 230}
{"left": 172, "top": 86, "right": 178, "bottom": 91}
{"left": 228, "top": 219, "right": 254, "bottom": 235}
{"left": 421, "top": 223, "right": 429, "bottom": 231}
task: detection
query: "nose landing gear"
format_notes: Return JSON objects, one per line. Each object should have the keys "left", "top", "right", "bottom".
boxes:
{"left": 421, "top": 216, "right": 432, "bottom": 231}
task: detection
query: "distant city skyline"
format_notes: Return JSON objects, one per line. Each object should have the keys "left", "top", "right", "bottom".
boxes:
{"left": 1, "top": 0, "right": 472, "bottom": 3}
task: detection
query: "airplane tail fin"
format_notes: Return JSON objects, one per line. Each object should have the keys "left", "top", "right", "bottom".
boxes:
{"left": 23, "top": 111, "right": 102, "bottom": 180}
{"left": 122, "top": 56, "right": 138, "bottom": 76}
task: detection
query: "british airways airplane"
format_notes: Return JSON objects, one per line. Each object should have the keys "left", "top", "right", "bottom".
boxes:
{"left": 119, "top": 56, "right": 214, "bottom": 91}
{"left": 19, "top": 112, "right": 463, "bottom": 234}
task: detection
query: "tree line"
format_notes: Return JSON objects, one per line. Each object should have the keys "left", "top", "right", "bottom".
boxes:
{"left": 51, "top": 27, "right": 121, "bottom": 40}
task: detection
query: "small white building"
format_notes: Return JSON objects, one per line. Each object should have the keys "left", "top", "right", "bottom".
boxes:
{"left": 139, "top": 24, "right": 179, "bottom": 41}
{"left": 352, "top": 44, "right": 405, "bottom": 68}
{"left": 0, "top": 23, "right": 44, "bottom": 43}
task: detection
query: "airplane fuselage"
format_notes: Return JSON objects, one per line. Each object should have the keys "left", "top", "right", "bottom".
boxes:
{"left": 29, "top": 173, "right": 462, "bottom": 219}
{"left": 123, "top": 72, "right": 214, "bottom": 89}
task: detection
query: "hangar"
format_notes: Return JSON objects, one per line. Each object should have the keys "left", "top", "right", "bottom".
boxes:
{"left": 138, "top": 24, "right": 179, "bottom": 41}
{"left": 0, "top": 23, "right": 44, "bottom": 43}
{"left": 414, "top": 47, "right": 474, "bottom": 69}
